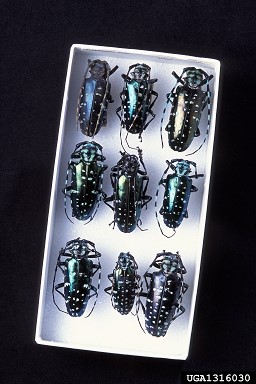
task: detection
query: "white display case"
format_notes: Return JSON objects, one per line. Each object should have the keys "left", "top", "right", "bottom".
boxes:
{"left": 35, "top": 44, "right": 220, "bottom": 360}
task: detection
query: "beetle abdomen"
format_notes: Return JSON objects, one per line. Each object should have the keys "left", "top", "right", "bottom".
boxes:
{"left": 64, "top": 258, "right": 93, "bottom": 317}
{"left": 161, "top": 175, "right": 192, "bottom": 228}
{"left": 70, "top": 162, "right": 101, "bottom": 220}
{"left": 112, "top": 270, "right": 136, "bottom": 315}
{"left": 168, "top": 87, "right": 205, "bottom": 152}
{"left": 145, "top": 271, "right": 180, "bottom": 337}
{"left": 124, "top": 80, "right": 149, "bottom": 133}
{"left": 78, "top": 78, "right": 107, "bottom": 136}
{"left": 115, "top": 175, "right": 142, "bottom": 233}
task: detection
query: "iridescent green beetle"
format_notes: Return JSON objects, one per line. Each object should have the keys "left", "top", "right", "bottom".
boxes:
{"left": 63, "top": 141, "right": 107, "bottom": 223}
{"left": 52, "top": 238, "right": 101, "bottom": 317}
{"left": 77, "top": 59, "right": 118, "bottom": 137}
{"left": 116, "top": 63, "right": 158, "bottom": 148}
{"left": 155, "top": 159, "right": 203, "bottom": 237}
{"left": 104, "top": 149, "right": 152, "bottom": 233}
{"left": 160, "top": 67, "right": 213, "bottom": 154}
{"left": 105, "top": 252, "right": 140, "bottom": 315}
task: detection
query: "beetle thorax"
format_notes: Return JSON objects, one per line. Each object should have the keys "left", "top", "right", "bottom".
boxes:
{"left": 118, "top": 252, "right": 133, "bottom": 270}
{"left": 122, "top": 155, "right": 140, "bottom": 177}
{"left": 131, "top": 65, "right": 149, "bottom": 82}
{"left": 175, "top": 161, "right": 191, "bottom": 177}
{"left": 81, "top": 146, "right": 97, "bottom": 163}
{"left": 89, "top": 61, "right": 107, "bottom": 80}
{"left": 160, "top": 255, "right": 180, "bottom": 275}
{"left": 185, "top": 69, "right": 204, "bottom": 89}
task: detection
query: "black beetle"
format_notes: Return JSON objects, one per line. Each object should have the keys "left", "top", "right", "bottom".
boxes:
{"left": 155, "top": 159, "right": 203, "bottom": 237}
{"left": 116, "top": 63, "right": 158, "bottom": 148}
{"left": 105, "top": 252, "right": 140, "bottom": 315}
{"left": 137, "top": 251, "right": 188, "bottom": 337}
{"left": 104, "top": 149, "right": 152, "bottom": 233}
{"left": 161, "top": 67, "right": 213, "bottom": 153}
{"left": 52, "top": 238, "right": 101, "bottom": 317}
{"left": 77, "top": 59, "right": 118, "bottom": 136}
{"left": 63, "top": 141, "right": 107, "bottom": 223}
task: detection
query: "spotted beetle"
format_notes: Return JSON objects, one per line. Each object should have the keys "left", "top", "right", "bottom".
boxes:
{"left": 155, "top": 159, "right": 203, "bottom": 237}
{"left": 77, "top": 59, "right": 118, "bottom": 136}
{"left": 104, "top": 149, "right": 152, "bottom": 233}
{"left": 52, "top": 238, "right": 101, "bottom": 317}
{"left": 137, "top": 251, "right": 188, "bottom": 337}
{"left": 63, "top": 141, "right": 107, "bottom": 223}
{"left": 116, "top": 63, "right": 158, "bottom": 148}
{"left": 105, "top": 252, "right": 140, "bottom": 315}
{"left": 160, "top": 67, "right": 213, "bottom": 154}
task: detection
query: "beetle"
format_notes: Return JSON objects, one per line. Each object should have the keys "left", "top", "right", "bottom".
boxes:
{"left": 160, "top": 67, "right": 213, "bottom": 153}
{"left": 116, "top": 63, "right": 158, "bottom": 148}
{"left": 104, "top": 149, "right": 152, "bottom": 233}
{"left": 155, "top": 159, "right": 203, "bottom": 237}
{"left": 105, "top": 252, "right": 140, "bottom": 315}
{"left": 52, "top": 238, "right": 101, "bottom": 317}
{"left": 77, "top": 59, "right": 118, "bottom": 136}
{"left": 137, "top": 251, "right": 188, "bottom": 337}
{"left": 63, "top": 141, "right": 107, "bottom": 223}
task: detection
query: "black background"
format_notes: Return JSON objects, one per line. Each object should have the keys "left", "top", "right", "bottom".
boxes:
{"left": 1, "top": 1, "right": 255, "bottom": 383}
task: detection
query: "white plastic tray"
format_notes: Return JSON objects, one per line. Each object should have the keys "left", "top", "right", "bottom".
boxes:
{"left": 35, "top": 44, "right": 220, "bottom": 360}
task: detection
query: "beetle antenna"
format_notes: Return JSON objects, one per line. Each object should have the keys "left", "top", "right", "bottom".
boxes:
{"left": 137, "top": 147, "right": 147, "bottom": 173}
{"left": 160, "top": 92, "right": 172, "bottom": 148}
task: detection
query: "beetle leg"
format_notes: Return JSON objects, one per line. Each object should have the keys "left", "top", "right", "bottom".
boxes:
{"left": 106, "top": 273, "right": 114, "bottom": 283}
{"left": 56, "top": 260, "right": 66, "bottom": 274}
{"left": 103, "top": 195, "right": 115, "bottom": 211}
{"left": 116, "top": 104, "right": 123, "bottom": 121}
{"left": 54, "top": 283, "right": 65, "bottom": 299}
{"left": 108, "top": 219, "right": 115, "bottom": 228}
{"left": 142, "top": 109, "right": 156, "bottom": 131}
{"left": 191, "top": 185, "right": 198, "bottom": 192}
{"left": 88, "top": 285, "right": 98, "bottom": 299}
{"left": 143, "top": 272, "right": 152, "bottom": 291}
{"left": 109, "top": 65, "right": 118, "bottom": 76}
{"left": 62, "top": 186, "right": 72, "bottom": 197}
{"left": 172, "top": 70, "right": 186, "bottom": 85}
{"left": 181, "top": 282, "right": 189, "bottom": 295}
{"left": 104, "top": 286, "right": 112, "bottom": 296}
{"left": 148, "top": 89, "right": 158, "bottom": 110}
{"left": 141, "top": 176, "right": 152, "bottom": 209}
{"left": 109, "top": 172, "right": 118, "bottom": 189}
{"left": 91, "top": 263, "right": 101, "bottom": 277}
{"left": 159, "top": 177, "right": 167, "bottom": 187}
{"left": 172, "top": 303, "right": 186, "bottom": 321}
{"left": 141, "top": 195, "right": 152, "bottom": 210}
{"left": 52, "top": 282, "right": 68, "bottom": 314}
{"left": 107, "top": 93, "right": 114, "bottom": 105}
{"left": 195, "top": 127, "right": 200, "bottom": 137}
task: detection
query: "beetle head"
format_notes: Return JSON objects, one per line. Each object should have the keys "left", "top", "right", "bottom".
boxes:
{"left": 89, "top": 59, "right": 108, "bottom": 79}
{"left": 131, "top": 64, "right": 150, "bottom": 82}
{"left": 121, "top": 154, "right": 140, "bottom": 176}
{"left": 66, "top": 239, "right": 90, "bottom": 257}
{"left": 174, "top": 160, "right": 191, "bottom": 177}
{"left": 118, "top": 252, "right": 133, "bottom": 270}
{"left": 81, "top": 142, "right": 98, "bottom": 163}
{"left": 184, "top": 68, "right": 204, "bottom": 89}
{"left": 161, "top": 253, "right": 181, "bottom": 275}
